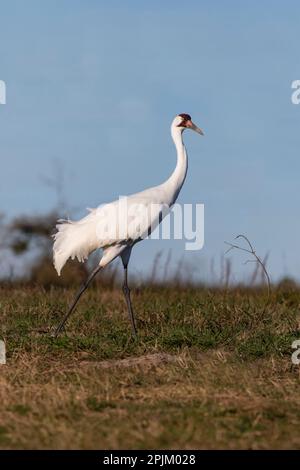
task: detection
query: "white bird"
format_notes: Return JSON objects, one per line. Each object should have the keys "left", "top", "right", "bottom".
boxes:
{"left": 53, "top": 113, "right": 203, "bottom": 337}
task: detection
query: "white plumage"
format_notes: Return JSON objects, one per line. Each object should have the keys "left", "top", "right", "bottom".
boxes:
{"left": 52, "top": 113, "right": 203, "bottom": 337}
{"left": 53, "top": 189, "right": 170, "bottom": 276}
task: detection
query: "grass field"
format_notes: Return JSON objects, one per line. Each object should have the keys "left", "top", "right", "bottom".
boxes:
{"left": 0, "top": 283, "right": 300, "bottom": 449}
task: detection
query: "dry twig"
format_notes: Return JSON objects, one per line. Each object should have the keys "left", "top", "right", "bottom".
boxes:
{"left": 224, "top": 234, "right": 271, "bottom": 298}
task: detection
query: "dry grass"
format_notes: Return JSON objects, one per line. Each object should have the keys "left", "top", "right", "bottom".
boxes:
{"left": 0, "top": 284, "right": 300, "bottom": 449}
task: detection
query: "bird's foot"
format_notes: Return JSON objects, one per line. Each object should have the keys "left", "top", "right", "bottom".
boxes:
{"left": 50, "top": 324, "right": 66, "bottom": 338}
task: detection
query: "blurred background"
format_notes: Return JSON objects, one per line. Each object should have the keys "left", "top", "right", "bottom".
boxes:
{"left": 0, "top": 0, "right": 299, "bottom": 286}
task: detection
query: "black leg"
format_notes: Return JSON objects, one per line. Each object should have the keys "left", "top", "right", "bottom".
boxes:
{"left": 53, "top": 265, "right": 102, "bottom": 337}
{"left": 122, "top": 266, "right": 137, "bottom": 337}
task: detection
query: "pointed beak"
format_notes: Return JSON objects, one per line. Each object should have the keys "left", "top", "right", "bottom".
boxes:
{"left": 186, "top": 120, "right": 204, "bottom": 135}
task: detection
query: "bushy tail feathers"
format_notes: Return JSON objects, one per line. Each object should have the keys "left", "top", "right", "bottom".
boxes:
{"left": 53, "top": 218, "right": 99, "bottom": 276}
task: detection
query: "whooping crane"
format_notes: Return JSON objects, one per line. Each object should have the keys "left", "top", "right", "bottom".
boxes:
{"left": 53, "top": 113, "right": 203, "bottom": 337}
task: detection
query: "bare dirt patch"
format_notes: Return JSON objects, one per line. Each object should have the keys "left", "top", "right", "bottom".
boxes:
{"left": 79, "top": 352, "right": 177, "bottom": 370}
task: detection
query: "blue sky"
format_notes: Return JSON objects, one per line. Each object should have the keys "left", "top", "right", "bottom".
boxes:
{"left": 0, "top": 0, "right": 300, "bottom": 282}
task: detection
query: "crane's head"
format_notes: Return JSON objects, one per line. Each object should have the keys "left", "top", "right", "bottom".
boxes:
{"left": 173, "top": 113, "right": 204, "bottom": 135}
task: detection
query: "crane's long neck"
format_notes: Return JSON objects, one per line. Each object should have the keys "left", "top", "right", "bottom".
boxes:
{"left": 163, "top": 126, "right": 188, "bottom": 205}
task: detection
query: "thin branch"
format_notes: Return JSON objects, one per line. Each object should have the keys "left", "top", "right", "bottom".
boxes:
{"left": 224, "top": 234, "right": 271, "bottom": 299}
